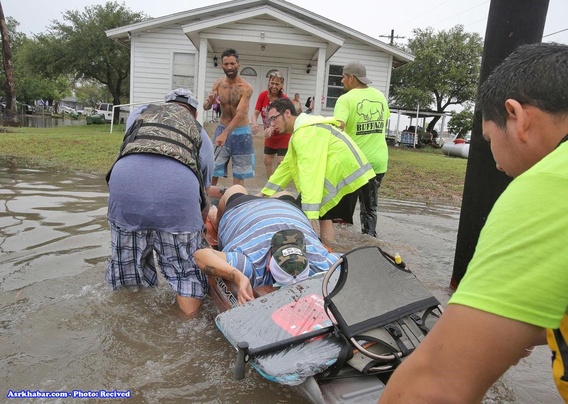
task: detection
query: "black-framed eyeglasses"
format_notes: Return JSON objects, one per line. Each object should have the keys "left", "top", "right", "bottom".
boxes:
{"left": 268, "top": 112, "right": 283, "bottom": 123}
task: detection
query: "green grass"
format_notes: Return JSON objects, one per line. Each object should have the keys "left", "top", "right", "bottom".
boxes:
{"left": 0, "top": 125, "right": 467, "bottom": 207}
{"left": 0, "top": 124, "right": 126, "bottom": 174}
{"left": 383, "top": 147, "right": 467, "bottom": 206}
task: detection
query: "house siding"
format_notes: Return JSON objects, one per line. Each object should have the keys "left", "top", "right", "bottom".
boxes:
{"left": 130, "top": 28, "right": 198, "bottom": 106}
{"left": 126, "top": 13, "right": 399, "bottom": 117}
{"left": 328, "top": 38, "right": 392, "bottom": 96}
{"left": 211, "top": 16, "right": 326, "bottom": 47}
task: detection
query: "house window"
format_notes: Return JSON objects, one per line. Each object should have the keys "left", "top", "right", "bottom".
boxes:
{"left": 326, "top": 64, "right": 345, "bottom": 108}
{"left": 241, "top": 67, "right": 257, "bottom": 77}
{"left": 172, "top": 53, "right": 195, "bottom": 89}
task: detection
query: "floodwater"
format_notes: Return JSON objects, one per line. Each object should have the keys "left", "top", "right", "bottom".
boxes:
{"left": 0, "top": 156, "right": 561, "bottom": 403}
{"left": 1, "top": 114, "right": 85, "bottom": 128}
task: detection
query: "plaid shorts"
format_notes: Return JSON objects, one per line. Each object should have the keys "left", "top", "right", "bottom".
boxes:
{"left": 106, "top": 222, "right": 209, "bottom": 298}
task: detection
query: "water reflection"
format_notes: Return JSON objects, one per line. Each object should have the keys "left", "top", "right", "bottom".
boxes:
{"left": 1, "top": 113, "right": 86, "bottom": 128}
{"left": 0, "top": 158, "right": 560, "bottom": 403}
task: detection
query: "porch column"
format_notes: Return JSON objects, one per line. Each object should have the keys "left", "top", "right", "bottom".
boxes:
{"left": 313, "top": 46, "right": 327, "bottom": 115}
{"left": 196, "top": 37, "right": 209, "bottom": 123}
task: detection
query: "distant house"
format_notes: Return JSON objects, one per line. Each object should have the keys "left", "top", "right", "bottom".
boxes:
{"left": 106, "top": 0, "right": 413, "bottom": 121}
{"left": 60, "top": 96, "right": 79, "bottom": 111}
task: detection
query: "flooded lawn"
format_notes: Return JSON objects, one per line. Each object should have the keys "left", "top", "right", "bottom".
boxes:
{"left": 0, "top": 157, "right": 560, "bottom": 403}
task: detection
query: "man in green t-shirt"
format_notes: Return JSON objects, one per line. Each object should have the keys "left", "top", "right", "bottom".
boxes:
{"left": 379, "top": 43, "right": 568, "bottom": 403}
{"left": 334, "top": 61, "right": 390, "bottom": 237}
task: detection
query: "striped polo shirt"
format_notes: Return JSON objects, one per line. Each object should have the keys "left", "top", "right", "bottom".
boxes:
{"left": 218, "top": 198, "right": 339, "bottom": 287}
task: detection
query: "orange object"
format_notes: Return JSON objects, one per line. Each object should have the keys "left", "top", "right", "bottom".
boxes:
{"left": 205, "top": 217, "right": 218, "bottom": 248}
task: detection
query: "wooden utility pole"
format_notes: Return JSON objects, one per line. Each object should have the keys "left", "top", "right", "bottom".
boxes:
{"left": 0, "top": 0, "right": 19, "bottom": 126}
{"left": 451, "top": 0, "right": 549, "bottom": 288}
{"left": 379, "top": 30, "right": 405, "bottom": 45}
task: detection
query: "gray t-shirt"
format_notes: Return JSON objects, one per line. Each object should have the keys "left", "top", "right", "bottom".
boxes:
{"left": 107, "top": 105, "right": 214, "bottom": 232}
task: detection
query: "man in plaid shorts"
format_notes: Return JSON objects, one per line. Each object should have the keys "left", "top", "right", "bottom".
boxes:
{"left": 106, "top": 88, "right": 214, "bottom": 316}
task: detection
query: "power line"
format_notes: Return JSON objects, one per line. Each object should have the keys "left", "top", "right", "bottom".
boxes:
{"left": 464, "top": 17, "right": 488, "bottom": 30}
{"left": 396, "top": 0, "right": 453, "bottom": 30}
{"left": 427, "top": 1, "right": 490, "bottom": 29}
{"left": 543, "top": 27, "right": 568, "bottom": 38}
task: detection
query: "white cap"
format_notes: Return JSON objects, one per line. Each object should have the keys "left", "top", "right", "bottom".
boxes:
{"left": 164, "top": 88, "right": 199, "bottom": 110}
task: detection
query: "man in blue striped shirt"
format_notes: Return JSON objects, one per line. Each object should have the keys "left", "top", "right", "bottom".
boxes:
{"left": 194, "top": 185, "right": 339, "bottom": 305}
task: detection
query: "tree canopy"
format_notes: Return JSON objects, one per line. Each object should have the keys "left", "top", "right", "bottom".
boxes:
{"left": 448, "top": 106, "right": 474, "bottom": 138}
{"left": 23, "top": 1, "right": 148, "bottom": 109}
{"left": 390, "top": 25, "right": 483, "bottom": 132}
{"left": 12, "top": 37, "right": 73, "bottom": 106}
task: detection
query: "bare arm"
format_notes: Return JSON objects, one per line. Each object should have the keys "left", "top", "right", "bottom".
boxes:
{"left": 203, "top": 81, "right": 220, "bottom": 111}
{"left": 193, "top": 248, "right": 255, "bottom": 304}
{"left": 251, "top": 108, "right": 261, "bottom": 135}
{"left": 379, "top": 304, "right": 546, "bottom": 403}
{"left": 337, "top": 120, "right": 346, "bottom": 131}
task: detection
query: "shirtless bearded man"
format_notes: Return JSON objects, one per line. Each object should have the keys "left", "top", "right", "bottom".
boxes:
{"left": 203, "top": 48, "right": 255, "bottom": 186}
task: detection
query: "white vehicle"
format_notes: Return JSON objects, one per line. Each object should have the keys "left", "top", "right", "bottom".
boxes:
{"left": 61, "top": 106, "right": 77, "bottom": 114}
{"left": 96, "top": 103, "right": 130, "bottom": 123}
{"left": 96, "top": 103, "right": 113, "bottom": 122}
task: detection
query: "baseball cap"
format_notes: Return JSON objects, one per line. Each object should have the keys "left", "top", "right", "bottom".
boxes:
{"left": 165, "top": 88, "right": 199, "bottom": 110}
{"left": 342, "top": 61, "right": 372, "bottom": 84}
{"left": 269, "top": 229, "right": 310, "bottom": 285}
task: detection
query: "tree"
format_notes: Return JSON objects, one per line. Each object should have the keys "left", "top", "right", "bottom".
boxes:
{"left": 390, "top": 25, "right": 483, "bottom": 133}
{"left": 0, "top": 1, "right": 18, "bottom": 126}
{"left": 27, "top": 1, "right": 148, "bottom": 120}
{"left": 74, "top": 78, "right": 112, "bottom": 107}
{"left": 448, "top": 106, "right": 474, "bottom": 138}
{"left": 0, "top": 17, "right": 71, "bottom": 111}
{"left": 12, "top": 37, "right": 72, "bottom": 108}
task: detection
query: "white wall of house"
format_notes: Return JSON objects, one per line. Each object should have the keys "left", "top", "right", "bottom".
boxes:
{"left": 125, "top": 14, "right": 399, "bottom": 121}
{"left": 328, "top": 38, "right": 392, "bottom": 96}
{"left": 130, "top": 27, "right": 197, "bottom": 106}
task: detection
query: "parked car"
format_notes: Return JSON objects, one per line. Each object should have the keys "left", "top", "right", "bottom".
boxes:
{"left": 22, "top": 104, "right": 36, "bottom": 115}
{"left": 61, "top": 106, "right": 77, "bottom": 114}
{"left": 96, "top": 103, "right": 130, "bottom": 123}
{"left": 96, "top": 103, "right": 113, "bottom": 122}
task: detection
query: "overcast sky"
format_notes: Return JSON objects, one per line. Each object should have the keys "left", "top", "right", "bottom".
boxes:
{"left": 4, "top": 0, "right": 568, "bottom": 45}
{"left": 4, "top": 0, "right": 567, "bottom": 131}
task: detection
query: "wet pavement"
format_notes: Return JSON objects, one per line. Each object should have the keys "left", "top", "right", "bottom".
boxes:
{"left": 0, "top": 155, "right": 561, "bottom": 403}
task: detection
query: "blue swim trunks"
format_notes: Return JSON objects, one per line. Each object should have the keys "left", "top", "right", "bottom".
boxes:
{"left": 213, "top": 125, "right": 255, "bottom": 180}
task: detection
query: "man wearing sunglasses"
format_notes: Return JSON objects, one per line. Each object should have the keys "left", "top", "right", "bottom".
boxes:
{"left": 260, "top": 98, "right": 375, "bottom": 247}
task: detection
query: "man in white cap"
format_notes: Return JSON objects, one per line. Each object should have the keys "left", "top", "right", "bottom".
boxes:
{"left": 106, "top": 88, "right": 215, "bottom": 317}
{"left": 334, "top": 61, "right": 391, "bottom": 238}
{"left": 194, "top": 185, "right": 339, "bottom": 305}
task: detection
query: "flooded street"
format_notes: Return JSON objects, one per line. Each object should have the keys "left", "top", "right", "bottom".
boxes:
{"left": 0, "top": 155, "right": 560, "bottom": 403}
{"left": 2, "top": 113, "right": 87, "bottom": 128}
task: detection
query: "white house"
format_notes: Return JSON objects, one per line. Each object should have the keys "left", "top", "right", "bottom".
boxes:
{"left": 106, "top": 0, "right": 413, "bottom": 122}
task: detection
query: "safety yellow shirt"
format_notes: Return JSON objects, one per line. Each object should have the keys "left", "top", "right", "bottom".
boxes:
{"left": 262, "top": 114, "right": 375, "bottom": 219}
